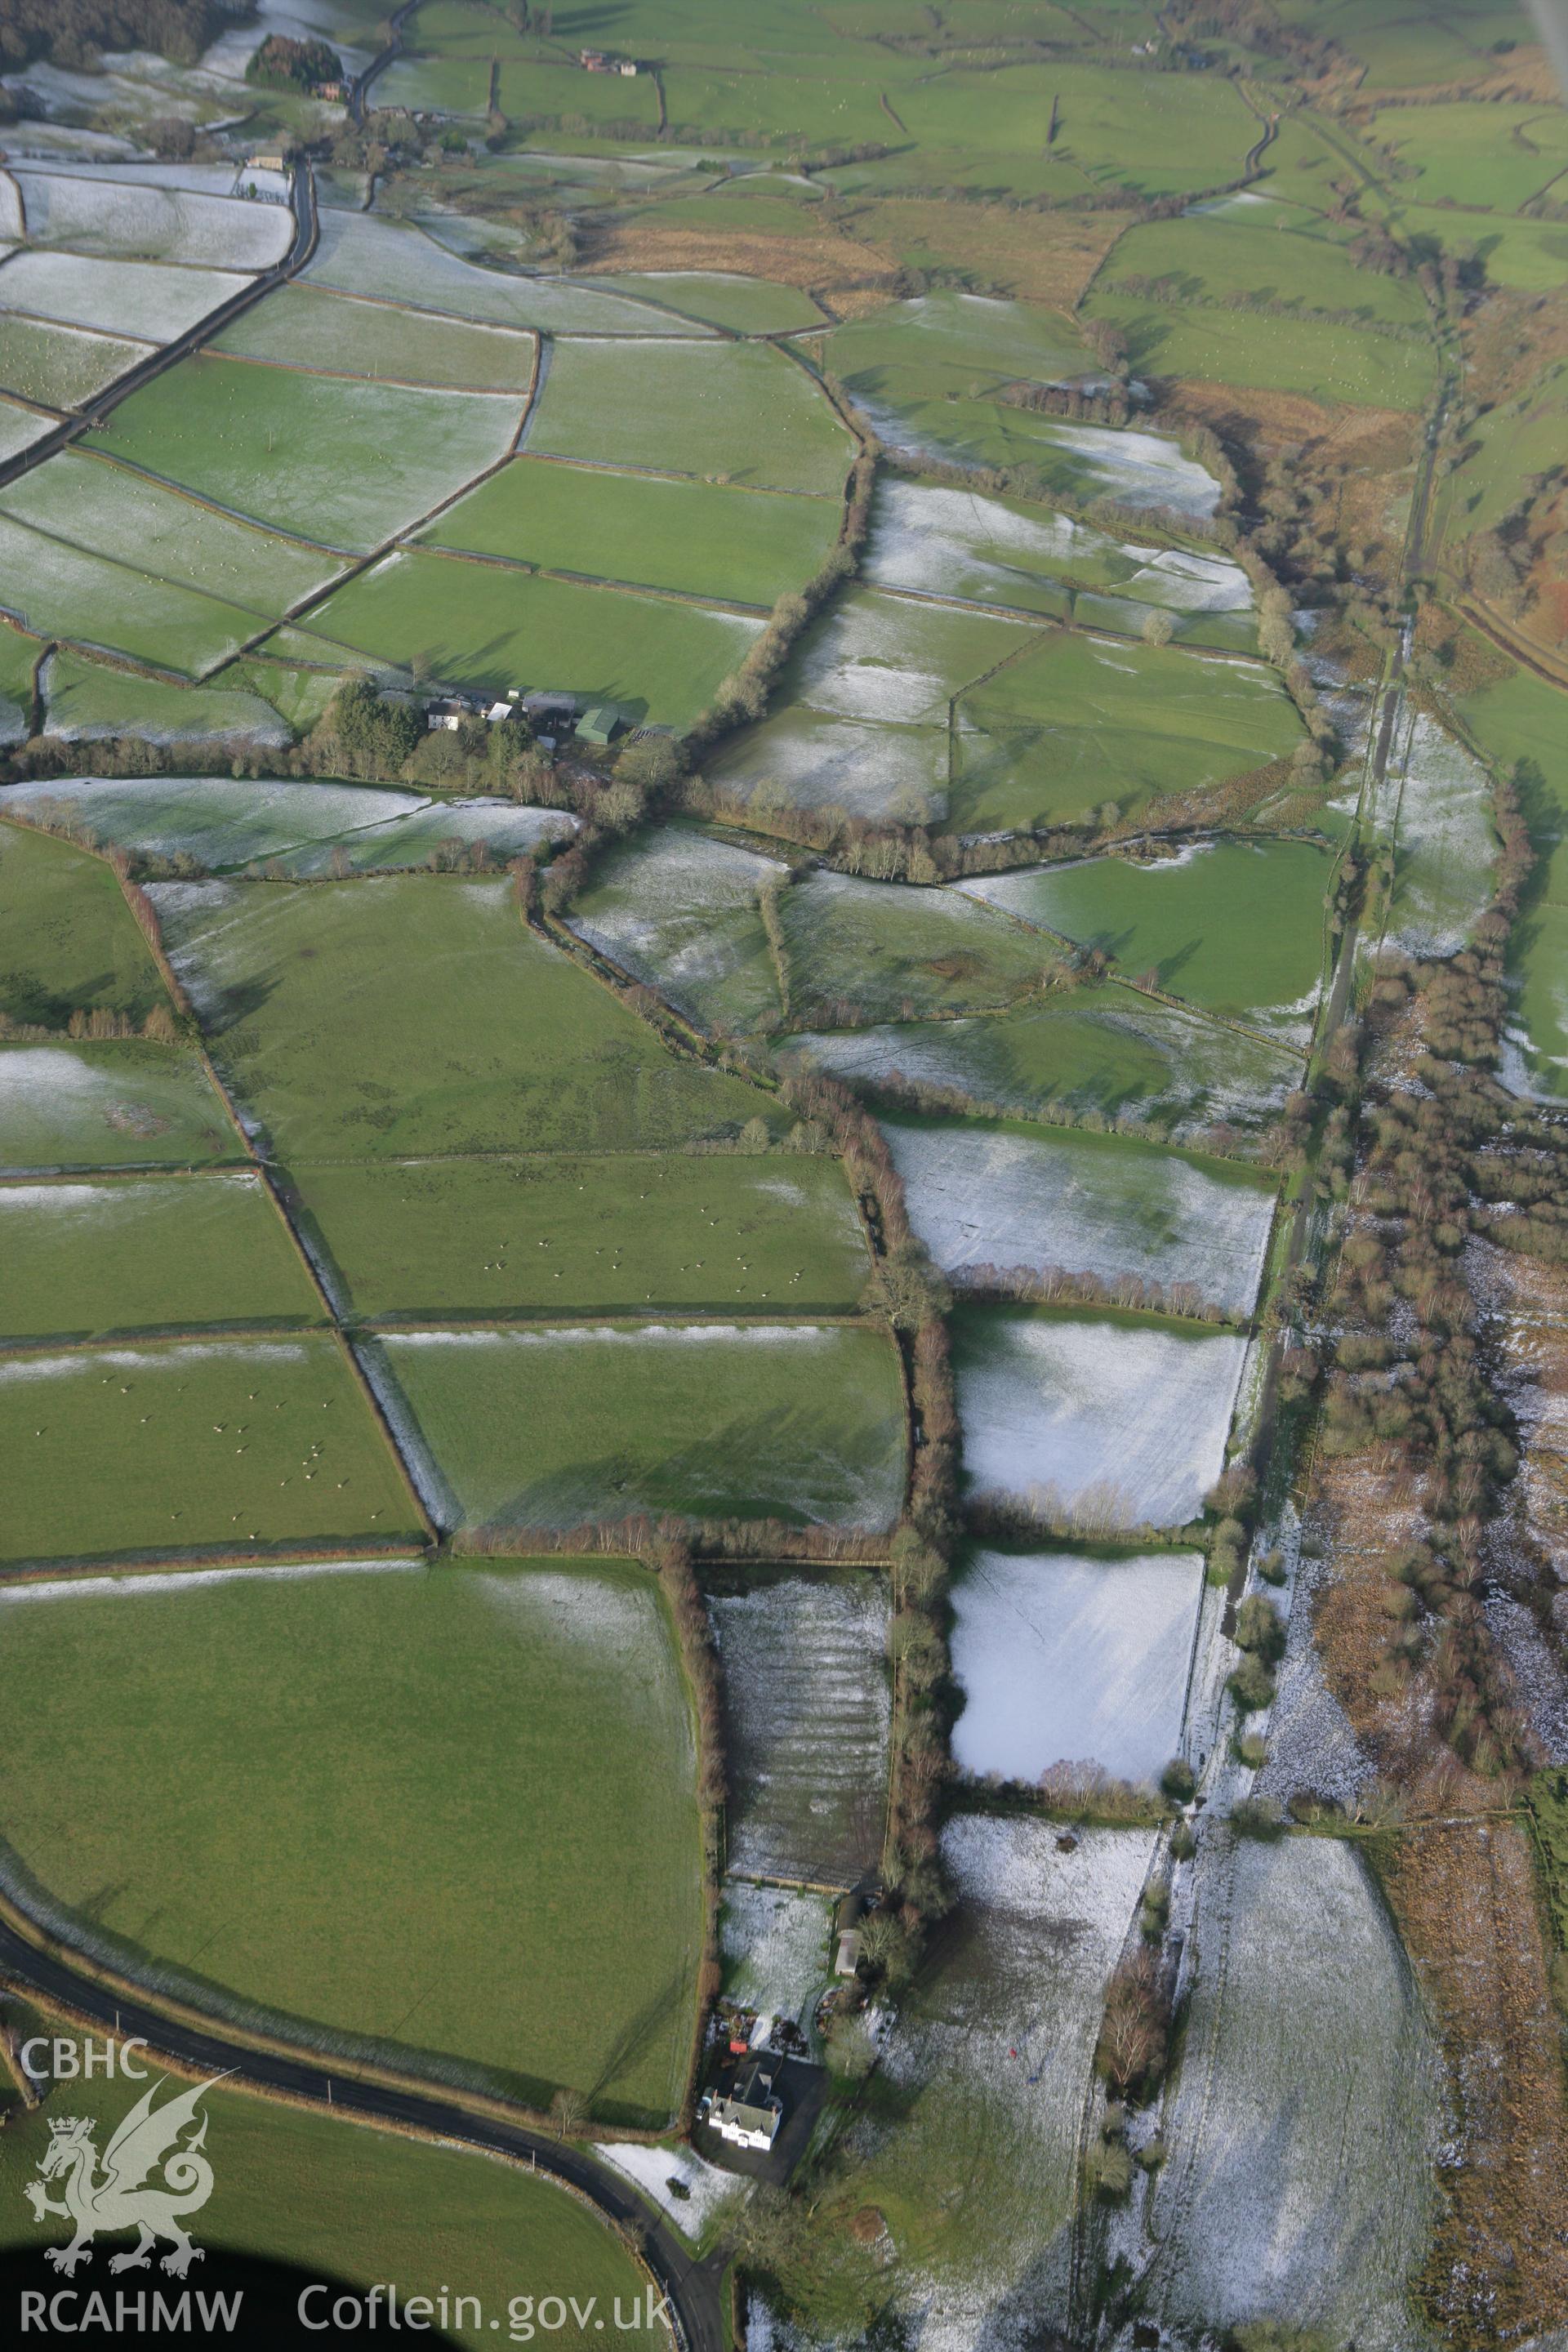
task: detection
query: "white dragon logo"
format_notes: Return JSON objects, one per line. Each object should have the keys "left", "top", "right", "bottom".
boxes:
{"left": 23, "top": 2073, "right": 227, "bottom": 2278}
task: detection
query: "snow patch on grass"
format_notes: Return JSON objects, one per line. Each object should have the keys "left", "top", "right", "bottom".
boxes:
{"left": 721, "top": 1878, "right": 833, "bottom": 2023}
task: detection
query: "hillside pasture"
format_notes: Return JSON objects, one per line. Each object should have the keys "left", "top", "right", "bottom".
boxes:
{"left": 293, "top": 551, "right": 762, "bottom": 728}
{"left": 523, "top": 336, "right": 855, "bottom": 494}
{"left": 213, "top": 283, "right": 538, "bottom": 391}
{"left": 0, "top": 1334, "right": 420, "bottom": 1566}
{"left": 951, "top": 634, "right": 1303, "bottom": 834}
{"left": 1364, "top": 100, "right": 1568, "bottom": 212}
{"left": 884, "top": 1116, "right": 1276, "bottom": 1321}
{"left": 4, "top": 773, "right": 572, "bottom": 876}
{"left": 1461, "top": 665, "right": 1568, "bottom": 1095}
{"left": 786, "top": 587, "right": 1043, "bottom": 726}
{"left": 0, "top": 1557, "right": 702, "bottom": 2123}
{"left": 374, "top": 1321, "right": 906, "bottom": 1535}
{"left": 950, "top": 1545, "right": 1204, "bottom": 1785}
{"left": 587, "top": 272, "right": 825, "bottom": 334}
{"left": 1083, "top": 292, "right": 1436, "bottom": 412}
{"left": 13, "top": 169, "right": 292, "bottom": 270}
{"left": 40, "top": 650, "right": 293, "bottom": 749}
{"left": 304, "top": 208, "right": 700, "bottom": 334}
{"left": 1143, "top": 1833, "right": 1441, "bottom": 2345}
{"left": 898, "top": 60, "right": 1255, "bottom": 197}
{"left": 421, "top": 458, "right": 842, "bottom": 607}
{"left": 292, "top": 1153, "right": 869, "bottom": 1320}
{"left": 154, "top": 875, "right": 775, "bottom": 1157}
{"left": 0, "top": 1041, "right": 233, "bottom": 1172}
{"left": 777, "top": 987, "right": 1300, "bottom": 1145}
{"left": 0, "top": 451, "right": 350, "bottom": 612}
{"left": 0, "top": 250, "right": 251, "bottom": 341}
{"left": 952, "top": 1305, "right": 1248, "bottom": 1530}
{"left": 962, "top": 838, "right": 1330, "bottom": 1040}
{"left": 568, "top": 825, "right": 787, "bottom": 1031}
{"left": 0, "top": 821, "right": 167, "bottom": 1030}
{"left": 0, "top": 1170, "right": 318, "bottom": 1340}
{"left": 1, "top": 315, "right": 152, "bottom": 410}
{"left": 85, "top": 355, "right": 523, "bottom": 554}
{"left": 707, "top": 706, "right": 951, "bottom": 827}
{"left": 710, "top": 1568, "right": 889, "bottom": 1885}
{"left": 0, "top": 510, "right": 273, "bottom": 675}
{"left": 779, "top": 867, "right": 1055, "bottom": 1022}
{"left": 1098, "top": 212, "right": 1428, "bottom": 332}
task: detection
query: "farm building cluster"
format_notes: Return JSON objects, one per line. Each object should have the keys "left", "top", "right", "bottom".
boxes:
{"left": 425, "top": 690, "right": 640, "bottom": 750}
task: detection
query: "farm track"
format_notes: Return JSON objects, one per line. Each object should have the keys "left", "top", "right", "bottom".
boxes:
{"left": 0, "top": 1917, "right": 721, "bottom": 2352}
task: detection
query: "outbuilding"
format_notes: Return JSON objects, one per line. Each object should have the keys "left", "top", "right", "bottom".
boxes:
{"left": 576, "top": 702, "right": 627, "bottom": 747}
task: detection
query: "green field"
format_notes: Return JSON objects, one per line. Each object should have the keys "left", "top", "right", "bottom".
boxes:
{"left": 590, "top": 272, "right": 825, "bottom": 334}
{"left": 1097, "top": 212, "right": 1428, "bottom": 331}
{"left": 159, "top": 875, "right": 776, "bottom": 1157}
{"left": 85, "top": 354, "right": 523, "bottom": 554}
{"left": 293, "top": 549, "right": 761, "bottom": 726}
{"left": 214, "top": 283, "right": 539, "bottom": 390}
{"left": 1460, "top": 664, "right": 1568, "bottom": 1094}
{"left": 0, "top": 2013, "right": 663, "bottom": 2350}
{"left": 0, "top": 314, "right": 149, "bottom": 410}
{"left": 962, "top": 839, "right": 1331, "bottom": 1031}
{"left": 421, "top": 457, "right": 841, "bottom": 607}
{"left": 0, "top": 822, "right": 167, "bottom": 1029}
{"left": 0, "top": 1041, "right": 234, "bottom": 1171}
{"left": 39, "top": 646, "right": 293, "bottom": 748}
{"left": 0, "top": 1333, "right": 421, "bottom": 1565}
{"left": 377, "top": 1321, "right": 906, "bottom": 1533}
{"left": 1083, "top": 292, "right": 1436, "bottom": 412}
{"left": 0, "top": 1171, "right": 321, "bottom": 1340}
{"left": 292, "top": 1152, "right": 869, "bottom": 1318}
{"left": 524, "top": 338, "right": 854, "bottom": 493}
{"left": 1365, "top": 100, "right": 1568, "bottom": 212}
{"left": 897, "top": 60, "right": 1255, "bottom": 196}
{"left": 952, "top": 633, "right": 1303, "bottom": 834}
{"left": 0, "top": 1557, "right": 701, "bottom": 2122}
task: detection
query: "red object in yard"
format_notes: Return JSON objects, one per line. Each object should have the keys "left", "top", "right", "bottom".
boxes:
{"left": 728, "top": 2038, "right": 749, "bottom": 2055}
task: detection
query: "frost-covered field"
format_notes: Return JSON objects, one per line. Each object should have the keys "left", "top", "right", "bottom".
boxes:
{"left": 0, "top": 249, "right": 251, "bottom": 340}
{"left": 955, "top": 1311, "right": 1247, "bottom": 1530}
{"left": 4, "top": 774, "right": 573, "bottom": 874}
{"left": 710, "top": 1572, "right": 889, "bottom": 1885}
{"left": 720, "top": 1878, "right": 832, "bottom": 2023}
{"left": 0, "top": 1042, "right": 229, "bottom": 1171}
{"left": 950, "top": 1548, "right": 1203, "bottom": 1785}
{"left": 0, "top": 396, "right": 56, "bottom": 461}
{"left": 844, "top": 1816, "right": 1157, "bottom": 2351}
{"left": 42, "top": 657, "right": 292, "bottom": 749}
{"left": 568, "top": 826, "right": 786, "bottom": 1031}
{"left": 305, "top": 210, "right": 706, "bottom": 336}
{"left": 863, "top": 480, "right": 1250, "bottom": 623}
{"left": 708, "top": 708, "right": 950, "bottom": 826}
{"left": 791, "top": 589, "right": 1040, "bottom": 726}
{"left": 15, "top": 172, "right": 292, "bottom": 270}
{"left": 885, "top": 1120, "right": 1274, "bottom": 1321}
{"left": 1143, "top": 1833, "right": 1441, "bottom": 2349}
{"left": 1377, "top": 708, "right": 1497, "bottom": 956}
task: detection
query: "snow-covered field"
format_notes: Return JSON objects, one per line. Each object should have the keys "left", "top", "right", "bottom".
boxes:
{"left": 0, "top": 249, "right": 252, "bottom": 341}
{"left": 1377, "top": 708, "right": 1497, "bottom": 956}
{"left": 568, "top": 826, "right": 786, "bottom": 1031}
{"left": 1142, "top": 1833, "right": 1441, "bottom": 2350}
{"left": 863, "top": 480, "right": 1250, "bottom": 619}
{"left": 0, "top": 396, "right": 56, "bottom": 463}
{"left": 721, "top": 1878, "right": 833, "bottom": 2024}
{"left": 305, "top": 210, "right": 708, "bottom": 336}
{"left": 956, "top": 1312, "right": 1248, "bottom": 1530}
{"left": 951, "top": 1547, "right": 1203, "bottom": 1785}
{"left": 885, "top": 1119, "right": 1274, "bottom": 1321}
{"left": 791, "top": 590, "right": 1039, "bottom": 727}
{"left": 844, "top": 1815, "right": 1157, "bottom": 2352}
{"left": 15, "top": 172, "right": 292, "bottom": 270}
{"left": 42, "top": 662, "right": 292, "bottom": 750}
{"left": 5, "top": 774, "right": 574, "bottom": 874}
{"left": 710, "top": 1573, "right": 889, "bottom": 1886}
